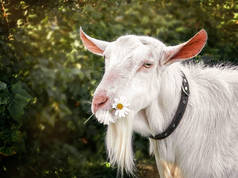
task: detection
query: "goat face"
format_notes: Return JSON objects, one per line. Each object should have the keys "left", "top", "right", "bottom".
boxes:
{"left": 94, "top": 37, "right": 164, "bottom": 124}
{"left": 80, "top": 28, "right": 207, "bottom": 125}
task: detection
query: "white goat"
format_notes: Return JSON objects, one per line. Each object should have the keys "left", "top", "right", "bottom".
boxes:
{"left": 80, "top": 28, "right": 238, "bottom": 178}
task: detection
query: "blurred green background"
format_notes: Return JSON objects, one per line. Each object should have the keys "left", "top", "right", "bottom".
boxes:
{"left": 0, "top": 0, "right": 237, "bottom": 177}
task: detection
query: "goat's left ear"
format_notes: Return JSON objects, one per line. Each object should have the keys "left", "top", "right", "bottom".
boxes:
{"left": 80, "top": 27, "right": 110, "bottom": 56}
{"left": 163, "top": 29, "right": 207, "bottom": 65}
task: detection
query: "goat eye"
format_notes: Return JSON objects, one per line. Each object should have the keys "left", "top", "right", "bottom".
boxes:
{"left": 143, "top": 63, "right": 153, "bottom": 68}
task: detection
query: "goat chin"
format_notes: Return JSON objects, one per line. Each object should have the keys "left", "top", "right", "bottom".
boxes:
{"left": 105, "top": 111, "right": 135, "bottom": 176}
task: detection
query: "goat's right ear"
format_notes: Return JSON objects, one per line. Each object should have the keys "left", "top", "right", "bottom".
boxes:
{"left": 80, "top": 27, "right": 109, "bottom": 56}
{"left": 163, "top": 29, "right": 207, "bottom": 65}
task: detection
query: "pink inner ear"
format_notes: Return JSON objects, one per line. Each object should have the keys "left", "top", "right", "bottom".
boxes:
{"left": 168, "top": 29, "right": 207, "bottom": 62}
{"left": 80, "top": 31, "right": 103, "bottom": 54}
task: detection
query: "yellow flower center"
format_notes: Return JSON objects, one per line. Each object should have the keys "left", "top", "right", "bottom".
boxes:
{"left": 116, "top": 103, "right": 123, "bottom": 110}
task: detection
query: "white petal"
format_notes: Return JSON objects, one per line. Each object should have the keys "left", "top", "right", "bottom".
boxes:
{"left": 121, "top": 111, "right": 126, "bottom": 118}
{"left": 124, "top": 107, "right": 129, "bottom": 112}
{"left": 112, "top": 104, "right": 117, "bottom": 109}
{"left": 117, "top": 111, "right": 121, "bottom": 117}
{"left": 115, "top": 110, "right": 119, "bottom": 117}
{"left": 124, "top": 103, "right": 130, "bottom": 107}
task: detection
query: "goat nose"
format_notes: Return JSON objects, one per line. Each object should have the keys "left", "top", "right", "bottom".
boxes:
{"left": 92, "top": 94, "right": 109, "bottom": 113}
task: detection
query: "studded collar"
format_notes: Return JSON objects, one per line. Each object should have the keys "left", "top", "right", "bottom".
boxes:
{"left": 149, "top": 72, "right": 190, "bottom": 140}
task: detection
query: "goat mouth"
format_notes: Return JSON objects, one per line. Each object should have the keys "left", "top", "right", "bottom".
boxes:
{"left": 94, "top": 109, "right": 115, "bottom": 125}
{"left": 95, "top": 107, "right": 132, "bottom": 125}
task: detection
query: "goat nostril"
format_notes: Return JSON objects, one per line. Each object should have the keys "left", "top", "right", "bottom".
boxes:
{"left": 93, "top": 95, "right": 109, "bottom": 113}
{"left": 97, "top": 97, "right": 108, "bottom": 106}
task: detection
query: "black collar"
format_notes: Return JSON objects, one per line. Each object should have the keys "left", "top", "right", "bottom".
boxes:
{"left": 149, "top": 72, "right": 190, "bottom": 140}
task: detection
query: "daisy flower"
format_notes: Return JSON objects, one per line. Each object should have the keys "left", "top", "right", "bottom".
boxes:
{"left": 112, "top": 96, "right": 130, "bottom": 118}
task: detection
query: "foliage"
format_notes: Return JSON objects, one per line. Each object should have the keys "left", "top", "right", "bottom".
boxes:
{"left": 0, "top": 0, "right": 237, "bottom": 177}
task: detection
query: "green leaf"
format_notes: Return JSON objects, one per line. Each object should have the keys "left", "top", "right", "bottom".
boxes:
{"left": 7, "top": 82, "right": 32, "bottom": 120}
{"left": 0, "top": 81, "right": 7, "bottom": 90}
{"left": 0, "top": 81, "right": 9, "bottom": 105}
{"left": 17, "top": 19, "right": 24, "bottom": 27}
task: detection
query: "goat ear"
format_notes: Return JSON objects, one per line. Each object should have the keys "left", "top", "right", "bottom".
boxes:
{"left": 80, "top": 27, "right": 109, "bottom": 56}
{"left": 163, "top": 29, "right": 207, "bottom": 65}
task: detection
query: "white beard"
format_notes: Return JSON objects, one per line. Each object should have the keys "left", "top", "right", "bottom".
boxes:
{"left": 95, "top": 110, "right": 116, "bottom": 125}
{"left": 100, "top": 111, "right": 135, "bottom": 175}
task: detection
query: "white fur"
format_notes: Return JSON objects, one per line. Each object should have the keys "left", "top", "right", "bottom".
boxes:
{"left": 80, "top": 29, "right": 238, "bottom": 178}
{"left": 145, "top": 63, "right": 238, "bottom": 178}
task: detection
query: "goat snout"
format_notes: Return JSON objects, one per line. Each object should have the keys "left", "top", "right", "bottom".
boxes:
{"left": 92, "top": 92, "right": 109, "bottom": 113}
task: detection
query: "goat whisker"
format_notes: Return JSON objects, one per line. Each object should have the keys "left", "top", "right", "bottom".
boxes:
{"left": 83, "top": 113, "right": 94, "bottom": 125}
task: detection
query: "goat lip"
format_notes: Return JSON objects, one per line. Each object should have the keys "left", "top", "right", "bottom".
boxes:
{"left": 92, "top": 104, "right": 112, "bottom": 114}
